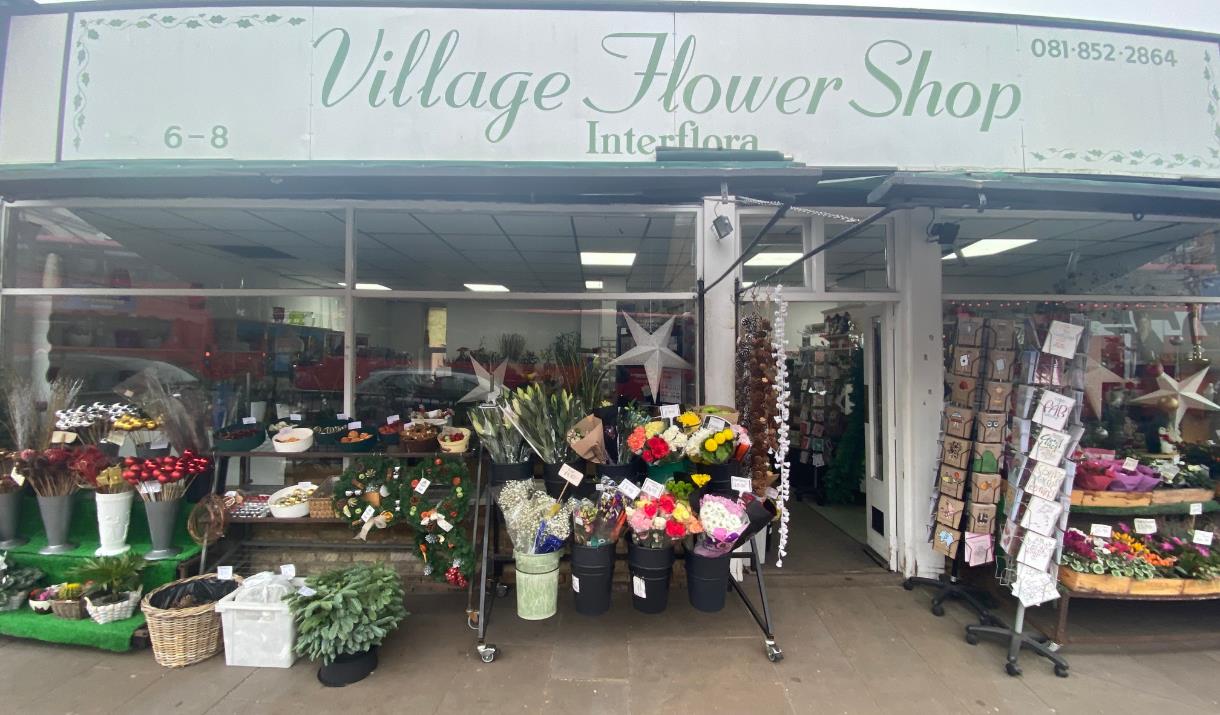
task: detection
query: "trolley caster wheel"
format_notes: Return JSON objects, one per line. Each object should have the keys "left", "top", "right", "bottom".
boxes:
{"left": 931, "top": 603, "right": 945, "bottom": 617}
{"left": 765, "top": 642, "right": 784, "bottom": 662}
{"left": 495, "top": 583, "right": 510, "bottom": 598}
{"left": 965, "top": 632, "right": 979, "bottom": 646}
{"left": 478, "top": 644, "right": 498, "bottom": 663}
{"left": 902, "top": 578, "right": 915, "bottom": 591}
{"left": 1054, "top": 664, "right": 1070, "bottom": 678}
{"left": 1005, "top": 662, "right": 1022, "bottom": 677}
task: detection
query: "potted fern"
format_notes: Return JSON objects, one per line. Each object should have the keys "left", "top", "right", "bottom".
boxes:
{"left": 285, "top": 564, "right": 407, "bottom": 687}
{"left": 71, "top": 552, "right": 146, "bottom": 623}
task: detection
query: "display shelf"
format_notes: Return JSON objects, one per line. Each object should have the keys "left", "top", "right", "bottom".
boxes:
{"left": 1069, "top": 500, "right": 1219, "bottom": 516}
{"left": 1070, "top": 487, "right": 1216, "bottom": 507}
{"left": 228, "top": 515, "right": 345, "bottom": 524}
{"left": 213, "top": 448, "right": 469, "bottom": 459}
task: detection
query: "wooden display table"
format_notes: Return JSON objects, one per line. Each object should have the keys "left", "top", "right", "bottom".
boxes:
{"left": 1069, "top": 487, "right": 1215, "bottom": 508}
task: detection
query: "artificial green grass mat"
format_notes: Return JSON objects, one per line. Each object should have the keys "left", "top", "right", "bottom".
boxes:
{"left": 0, "top": 608, "right": 146, "bottom": 652}
{"left": 0, "top": 492, "right": 200, "bottom": 652}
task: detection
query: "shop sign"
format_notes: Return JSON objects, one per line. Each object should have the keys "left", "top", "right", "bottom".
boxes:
{"left": 5, "top": 6, "right": 1219, "bottom": 178}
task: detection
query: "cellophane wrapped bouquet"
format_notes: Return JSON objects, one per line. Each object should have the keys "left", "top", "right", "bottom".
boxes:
{"left": 693, "top": 494, "right": 750, "bottom": 556}
{"left": 626, "top": 488, "right": 701, "bottom": 549}
{"left": 496, "top": 479, "right": 575, "bottom": 555}
{"left": 568, "top": 478, "right": 627, "bottom": 547}
{"left": 685, "top": 423, "right": 751, "bottom": 465}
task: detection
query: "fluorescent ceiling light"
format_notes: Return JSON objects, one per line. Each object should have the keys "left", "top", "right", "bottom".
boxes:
{"left": 338, "top": 282, "right": 392, "bottom": 290}
{"left": 744, "top": 252, "right": 802, "bottom": 266}
{"left": 580, "top": 252, "right": 636, "bottom": 266}
{"left": 464, "top": 283, "right": 510, "bottom": 292}
{"left": 585, "top": 280, "right": 604, "bottom": 290}
{"left": 942, "top": 238, "right": 1037, "bottom": 260}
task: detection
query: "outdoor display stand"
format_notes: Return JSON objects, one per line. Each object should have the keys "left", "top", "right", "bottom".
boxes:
{"left": 467, "top": 442, "right": 783, "bottom": 664}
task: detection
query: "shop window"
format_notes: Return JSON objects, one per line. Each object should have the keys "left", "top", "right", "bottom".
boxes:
{"left": 1, "top": 294, "right": 348, "bottom": 424}
{"left": 5, "top": 207, "right": 346, "bottom": 289}
{"left": 824, "top": 219, "right": 891, "bottom": 291}
{"left": 353, "top": 297, "right": 697, "bottom": 424}
{"left": 354, "top": 209, "right": 696, "bottom": 292}
{"left": 940, "top": 216, "right": 1220, "bottom": 296}
{"left": 740, "top": 218, "right": 807, "bottom": 289}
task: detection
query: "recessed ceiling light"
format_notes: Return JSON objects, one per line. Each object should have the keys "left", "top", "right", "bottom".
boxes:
{"left": 464, "top": 283, "right": 510, "bottom": 292}
{"left": 585, "top": 280, "right": 604, "bottom": 290}
{"left": 744, "top": 252, "right": 802, "bottom": 266}
{"left": 942, "top": 238, "right": 1037, "bottom": 260}
{"left": 580, "top": 252, "right": 636, "bottom": 266}
{"left": 338, "top": 282, "right": 392, "bottom": 290}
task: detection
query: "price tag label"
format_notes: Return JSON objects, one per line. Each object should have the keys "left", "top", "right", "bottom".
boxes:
{"left": 1089, "top": 523, "right": 1112, "bottom": 539}
{"left": 361, "top": 505, "right": 376, "bottom": 522}
{"left": 1160, "top": 464, "right": 1180, "bottom": 479}
{"left": 216, "top": 565, "right": 233, "bottom": 580}
{"left": 1190, "top": 502, "right": 1204, "bottom": 516}
{"left": 298, "top": 482, "right": 314, "bottom": 490}
{"left": 141, "top": 481, "right": 162, "bottom": 494}
{"left": 765, "top": 487, "right": 779, "bottom": 500}
{"left": 1134, "top": 518, "right": 1158, "bottom": 535}
{"left": 1122, "top": 457, "right": 1138, "bottom": 472}
{"left": 617, "top": 480, "right": 641, "bottom": 499}
{"left": 336, "top": 413, "right": 348, "bottom": 420}
{"left": 571, "top": 575, "right": 581, "bottom": 593}
{"left": 414, "top": 477, "right": 432, "bottom": 494}
{"left": 150, "top": 438, "right": 169, "bottom": 450}
{"left": 640, "top": 478, "right": 665, "bottom": 499}
{"left": 280, "top": 564, "right": 296, "bottom": 579}
{"left": 659, "top": 404, "right": 680, "bottom": 419}
{"left": 559, "top": 463, "right": 584, "bottom": 486}
{"left": 348, "top": 421, "right": 362, "bottom": 430}
{"left": 1193, "top": 530, "right": 1214, "bottom": 546}
{"left": 705, "top": 416, "right": 728, "bottom": 432}
{"left": 297, "top": 585, "right": 317, "bottom": 597}
{"left": 632, "top": 575, "right": 647, "bottom": 598}
{"left": 242, "top": 417, "right": 256, "bottom": 425}
{"left": 123, "top": 389, "right": 135, "bottom": 398}
{"left": 437, "top": 517, "right": 453, "bottom": 532}
{"left": 290, "top": 413, "right": 303, "bottom": 422}
{"left": 730, "top": 476, "right": 752, "bottom": 493}
{"left": 11, "top": 468, "right": 25, "bottom": 487}
{"left": 387, "top": 415, "right": 400, "bottom": 425}
{"left": 107, "top": 432, "right": 127, "bottom": 447}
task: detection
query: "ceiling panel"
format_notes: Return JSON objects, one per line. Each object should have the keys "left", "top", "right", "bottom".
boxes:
{"left": 496, "top": 215, "right": 573, "bottom": 237}
{"left": 573, "top": 215, "right": 649, "bottom": 238}
{"left": 413, "top": 213, "right": 501, "bottom": 235}
{"left": 86, "top": 208, "right": 208, "bottom": 230}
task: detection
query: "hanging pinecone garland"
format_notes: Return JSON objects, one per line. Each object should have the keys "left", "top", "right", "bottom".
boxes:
{"left": 736, "top": 311, "right": 780, "bottom": 494}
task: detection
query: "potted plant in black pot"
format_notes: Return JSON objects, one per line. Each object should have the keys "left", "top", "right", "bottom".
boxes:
{"left": 469, "top": 398, "right": 531, "bottom": 484}
{"left": 502, "top": 385, "right": 584, "bottom": 498}
{"left": 285, "top": 564, "right": 407, "bottom": 687}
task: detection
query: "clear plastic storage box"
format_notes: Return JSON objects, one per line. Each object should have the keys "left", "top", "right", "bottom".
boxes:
{"left": 214, "top": 573, "right": 301, "bottom": 668}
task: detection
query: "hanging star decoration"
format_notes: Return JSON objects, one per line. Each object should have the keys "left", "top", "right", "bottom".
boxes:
{"left": 1129, "top": 367, "right": 1220, "bottom": 439}
{"left": 608, "top": 312, "right": 692, "bottom": 401}
{"left": 1083, "top": 337, "right": 1124, "bottom": 418}
{"left": 458, "top": 358, "right": 508, "bottom": 403}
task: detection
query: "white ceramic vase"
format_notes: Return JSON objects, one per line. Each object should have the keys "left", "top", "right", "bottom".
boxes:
{"left": 95, "top": 490, "right": 134, "bottom": 556}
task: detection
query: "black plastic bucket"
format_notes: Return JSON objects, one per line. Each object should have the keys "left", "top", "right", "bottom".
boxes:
{"left": 701, "top": 463, "right": 736, "bottom": 494}
{"left": 543, "top": 460, "right": 592, "bottom": 499}
{"left": 628, "top": 542, "right": 674, "bottom": 614}
{"left": 571, "top": 543, "right": 615, "bottom": 616}
{"left": 317, "top": 646, "right": 378, "bottom": 687}
{"left": 490, "top": 461, "right": 532, "bottom": 485}
{"left": 686, "top": 551, "right": 732, "bottom": 612}
{"left": 596, "top": 462, "right": 639, "bottom": 487}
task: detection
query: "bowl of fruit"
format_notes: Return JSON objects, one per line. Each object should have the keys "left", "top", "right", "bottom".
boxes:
{"left": 400, "top": 423, "right": 439, "bottom": 453}
{"left": 377, "top": 422, "right": 402, "bottom": 446}
{"left": 214, "top": 422, "right": 266, "bottom": 452}
{"left": 336, "top": 428, "right": 378, "bottom": 452}
{"left": 269, "top": 483, "right": 317, "bottom": 518}
{"left": 439, "top": 427, "right": 471, "bottom": 454}
{"left": 312, "top": 420, "right": 349, "bottom": 445}
{"left": 272, "top": 427, "right": 314, "bottom": 453}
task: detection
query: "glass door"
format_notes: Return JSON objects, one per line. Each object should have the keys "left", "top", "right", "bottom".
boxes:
{"left": 862, "top": 308, "right": 895, "bottom": 563}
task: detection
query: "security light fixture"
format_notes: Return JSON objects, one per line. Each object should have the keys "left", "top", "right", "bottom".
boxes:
{"left": 580, "top": 252, "right": 636, "bottom": 266}
{"left": 585, "top": 280, "right": 604, "bottom": 290}
{"left": 464, "top": 283, "right": 510, "bottom": 292}
{"left": 712, "top": 214, "right": 734, "bottom": 240}
{"left": 941, "top": 238, "right": 1037, "bottom": 260}
{"left": 744, "top": 252, "right": 803, "bottom": 266}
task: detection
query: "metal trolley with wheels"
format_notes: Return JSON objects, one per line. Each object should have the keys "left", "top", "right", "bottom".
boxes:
{"left": 464, "top": 453, "right": 783, "bottom": 664}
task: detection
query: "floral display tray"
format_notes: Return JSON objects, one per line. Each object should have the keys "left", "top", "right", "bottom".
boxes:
{"left": 1059, "top": 566, "right": 1220, "bottom": 597}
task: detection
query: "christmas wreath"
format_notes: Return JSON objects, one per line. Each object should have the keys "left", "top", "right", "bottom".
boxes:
{"left": 398, "top": 456, "right": 474, "bottom": 587}
{"left": 332, "top": 456, "right": 404, "bottom": 527}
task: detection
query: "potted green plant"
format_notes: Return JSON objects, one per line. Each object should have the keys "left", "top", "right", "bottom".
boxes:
{"left": 285, "top": 564, "right": 407, "bottom": 687}
{"left": 71, "top": 552, "right": 146, "bottom": 623}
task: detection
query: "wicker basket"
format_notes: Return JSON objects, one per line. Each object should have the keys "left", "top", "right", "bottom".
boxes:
{"left": 85, "top": 588, "right": 142, "bottom": 624}
{"left": 51, "top": 598, "right": 87, "bottom": 620}
{"left": 143, "top": 574, "right": 243, "bottom": 668}
{"left": 309, "top": 495, "right": 337, "bottom": 519}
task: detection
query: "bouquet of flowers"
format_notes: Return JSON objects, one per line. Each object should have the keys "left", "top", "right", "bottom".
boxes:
{"left": 501, "top": 385, "right": 582, "bottom": 464}
{"left": 613, "top": 402, "right": 651, "bottom": 464}
{"left": 685, "top": 423, "right": 750, "bottom": 465}
{"left": 70, "top": 446, "right": 129, "bottom": 494}
{"left": 496, "top": 479, "right": 575, "bottom": 554}
{"left": 693, "top": 494, "right": 750, "bottom": 556}
{"left": 625, "top": 489, "right": 701, "bottom": 548}
{"left": 568, "top": 478, "right": 627, "bottom": 547}
{"left": 19, "top": 446, "right": 80, "bottom": 497}
{"left": 468, "top": 398, "right": 529, "bottom": 464}
{"left": 626, "top": 421, "right": 688, "bottom": 465}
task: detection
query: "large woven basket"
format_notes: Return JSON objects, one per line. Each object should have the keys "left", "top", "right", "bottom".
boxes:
{"left": 143, "top": 573, "right": 243, "bottom": 668}
{"left": 85, "top": 588, "right": 142, "bottom": 624}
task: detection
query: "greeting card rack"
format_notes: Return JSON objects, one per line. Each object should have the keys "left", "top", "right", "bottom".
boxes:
{"left": 903, "top": 319, "right": 1004, "bottom": 626}
{"left": 466, "top": 446, "right": 783, "bottom": 664}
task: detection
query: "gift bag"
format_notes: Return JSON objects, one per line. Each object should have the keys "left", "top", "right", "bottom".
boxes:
{"left": 938, "top": 464, "right": 967, "bottom": 499}
{"left": 933, "top": 524, "right": 962, "bottom": 558}
{"left": 941, "top": 436, "right": 972, "bottom": 470}
{"left": 971, "top": 472, "right": 1003, "bottom": 504}
{"left": 943, "top": 407, "right": 974, "bottom": 440}
{"left": 967, "top": 502, "right": 997, "bottom": 534}
{"left": 936, "top": 494, "right": 965, "bottom": 528}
